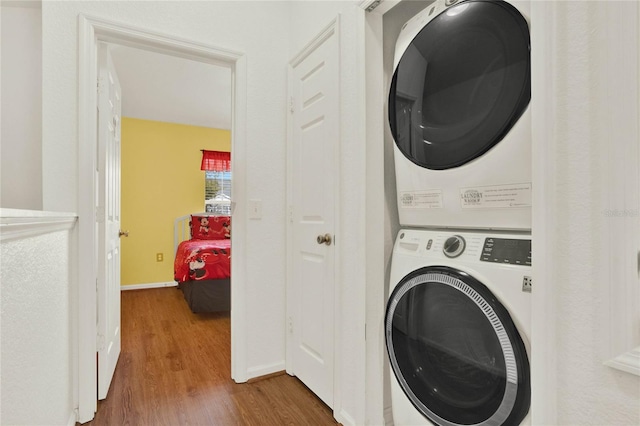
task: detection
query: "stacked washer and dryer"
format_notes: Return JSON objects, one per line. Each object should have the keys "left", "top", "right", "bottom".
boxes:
{"left": 385, "top": 1, "right": 533, "bottom": 425}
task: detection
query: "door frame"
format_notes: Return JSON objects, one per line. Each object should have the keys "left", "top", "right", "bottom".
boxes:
{"left": 285, "top": 15, "right": 343, "bottom": 419}
{"left": 77, "top": 15, "right": 248, "bottom": 423}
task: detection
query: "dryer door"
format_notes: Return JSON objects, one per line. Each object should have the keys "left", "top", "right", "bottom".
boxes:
{"left": 385, "top": 266, "right": 530, "bottom": 426}
{"left": 389, "top": 0, "right": 530, "bottom": 170}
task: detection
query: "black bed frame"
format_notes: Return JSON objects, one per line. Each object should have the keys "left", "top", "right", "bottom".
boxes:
{"left": 179, "top": 278, "right": 230, "bottom": 313}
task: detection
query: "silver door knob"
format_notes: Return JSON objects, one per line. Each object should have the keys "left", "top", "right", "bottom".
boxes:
{"left": 317, "top": 233, "right": 332, "bottom": 246}
{"left": 119, "top": 230, "right": 129, "bottom": 237}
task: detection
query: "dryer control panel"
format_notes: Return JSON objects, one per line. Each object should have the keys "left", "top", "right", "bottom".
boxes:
{"left": 481, "top": 238, "right": 531, "bottom": 266}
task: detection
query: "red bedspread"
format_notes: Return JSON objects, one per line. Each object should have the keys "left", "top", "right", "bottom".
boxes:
{"left": 174, "top": 239, "right": 231, "bottom": 283}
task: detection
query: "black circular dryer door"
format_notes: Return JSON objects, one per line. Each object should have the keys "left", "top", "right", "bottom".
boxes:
{"left": 389, "top": 0, "right": 531, "bottom": 170}
{"left": 385, "top": 266, "right": 530, "bottom": 426}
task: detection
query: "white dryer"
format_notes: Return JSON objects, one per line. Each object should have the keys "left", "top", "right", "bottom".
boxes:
{"left": 386, "top": 228, "right": 531, "bottom": 426}
{"left": 389, "top": 0, "right": 532, "bottom": 230}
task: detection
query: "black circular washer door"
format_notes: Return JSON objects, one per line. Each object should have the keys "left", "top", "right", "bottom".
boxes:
{"left": 385, "top": 266, "right": 530, "bottom": 426}
{"left": 389, "top": 0, "right": 531, "bottom": 170}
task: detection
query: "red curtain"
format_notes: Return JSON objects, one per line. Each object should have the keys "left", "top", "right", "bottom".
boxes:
{"left": 201, "top": 150, "right": 231, "bottom": 172}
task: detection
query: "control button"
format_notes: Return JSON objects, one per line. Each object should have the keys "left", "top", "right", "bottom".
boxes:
{"left": 426, "top": 239, "right": 433, "bottom": 250}
{"left": 443, "top": 235, "right": 466, "bottom": 258}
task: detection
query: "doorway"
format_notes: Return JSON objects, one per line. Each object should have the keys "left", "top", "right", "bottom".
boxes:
{"left": 77, "top": 15, "right": 249, "bottom": 423}
{"left": 103, "top": 40, "right": 233, "bottom": 396}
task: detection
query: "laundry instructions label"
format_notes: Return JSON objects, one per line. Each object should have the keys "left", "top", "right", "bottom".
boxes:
{"left": 460, "top": 183, "right": 532, "bottom": 209}
{"left": 399, "top": 189, "right": 443, "bottom": 209}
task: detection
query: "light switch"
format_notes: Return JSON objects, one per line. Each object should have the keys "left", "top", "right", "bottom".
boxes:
{"left": 249, "top": 199, "right": 262, "bottom": 219}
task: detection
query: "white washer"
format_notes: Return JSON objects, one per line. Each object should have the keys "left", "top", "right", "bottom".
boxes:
{"left": 386, "top": 228, "right": 531, "bottom": 426}
{"left": 389, "top": 0, "right": 532, "bottom": 230}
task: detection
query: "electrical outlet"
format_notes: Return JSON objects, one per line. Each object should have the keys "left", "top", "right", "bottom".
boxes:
{"left": 522, "top": 276, "right": 532, "bottom": 293}
{"left": 156, "top": 253, "right": 164, "bottom": 262}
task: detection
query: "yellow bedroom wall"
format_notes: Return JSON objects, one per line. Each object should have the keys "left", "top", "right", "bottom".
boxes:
{"left": 121, "top": 117, "right": 231, "bottom": 286}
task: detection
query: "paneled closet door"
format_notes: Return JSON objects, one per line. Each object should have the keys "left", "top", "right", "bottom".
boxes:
{"left": 288, "top": 21, "right": 340, "bottom": 409}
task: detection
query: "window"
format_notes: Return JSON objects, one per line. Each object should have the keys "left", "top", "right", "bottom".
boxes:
{"left": 205, "top": 171, "right": 232, "bottom": 214}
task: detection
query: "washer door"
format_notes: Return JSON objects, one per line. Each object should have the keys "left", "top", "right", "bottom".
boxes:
{"left": 389, "top": 0, "right": 530, "bottom": 170}
{"left": 385, "top": 266, "right": 530, "bottom": 426}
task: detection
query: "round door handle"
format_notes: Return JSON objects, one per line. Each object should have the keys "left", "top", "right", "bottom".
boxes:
{"left": 119, "top": 230, "right": 129, "bottom": 238}
{"left": 317, "top": 233, "right": 332, "bottom": 246}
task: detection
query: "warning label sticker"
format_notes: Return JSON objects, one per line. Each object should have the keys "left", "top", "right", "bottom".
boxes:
{"left": 399, "top": 190, "right": 443, "bottom": 209}
{"left": 460, "top": 183, "right": 532, "bottom": 209}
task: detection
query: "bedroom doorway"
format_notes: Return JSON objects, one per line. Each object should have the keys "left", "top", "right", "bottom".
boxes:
{"left": 98, "top": 44, "right": 232, "bottom": 390}
{"left": 78, "top": 16, "right": 249, "bottom": 423}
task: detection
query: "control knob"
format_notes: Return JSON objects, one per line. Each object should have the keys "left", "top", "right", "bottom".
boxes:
{"left": 443, "top": 235, "right": 466, "bottom": 258}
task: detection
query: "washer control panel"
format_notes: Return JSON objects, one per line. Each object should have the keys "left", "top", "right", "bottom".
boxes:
{"left": 481, "top": 238, "right": 531, "bottom": 266}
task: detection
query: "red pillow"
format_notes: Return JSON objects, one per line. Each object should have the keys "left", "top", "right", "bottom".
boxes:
{"left": 190, "top": 215, "right": 231, "bottom": 240}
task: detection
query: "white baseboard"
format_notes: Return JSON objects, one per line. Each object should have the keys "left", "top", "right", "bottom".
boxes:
{"left": 67, "top": 409, "right": 78, "bottom": 426}
{"left": 384, "top": 405, "right": 394, "bottom": 425}
{"left": 335, "top": 408, "right": 356, "bottom": 426}
{"left": 246, "top": 361, "right": 286, "bottom": 380}
{"left": 121, "top": 281, "right": 177, "bottom": 291}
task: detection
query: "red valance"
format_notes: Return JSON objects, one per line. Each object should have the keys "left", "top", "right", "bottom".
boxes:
{"left": 201, "top": 150, "right": 231, "bottom": 172}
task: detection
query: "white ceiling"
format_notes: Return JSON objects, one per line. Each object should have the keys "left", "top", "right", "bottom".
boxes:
{"left": 109, "top": 44, "right": 232, "bottom": 130}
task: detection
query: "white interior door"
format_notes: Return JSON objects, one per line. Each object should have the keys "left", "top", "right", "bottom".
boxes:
{"left": 289, "top": 24, "right": 339, "bottom": 408}
{"left": 97, "top": 42, "right": 122, "bottom": 400}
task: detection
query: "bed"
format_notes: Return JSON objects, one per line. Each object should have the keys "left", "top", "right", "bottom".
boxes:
{"left": 174, "top": 213, "right": 231, "bottom": 313}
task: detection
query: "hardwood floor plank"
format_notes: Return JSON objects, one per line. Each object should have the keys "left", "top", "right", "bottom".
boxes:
{"left": 88, "top": 288, "right": 339, "bottom": 425}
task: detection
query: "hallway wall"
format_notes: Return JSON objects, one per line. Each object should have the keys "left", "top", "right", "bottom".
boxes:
{"left": 1, "top": 5, "right": 42, "bottom": 210}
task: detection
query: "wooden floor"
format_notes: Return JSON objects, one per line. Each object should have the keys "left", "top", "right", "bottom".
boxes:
{"left": 89, "top": 287, "right": 339, "bottom": 425}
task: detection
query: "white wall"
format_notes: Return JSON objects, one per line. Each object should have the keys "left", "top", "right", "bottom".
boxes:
{"left": 0, "top": 4, "right": 43, "bottom": 210}
{"left": 364, "top": 9, "right": 387, "bottom": 426}
{"left": 41, "top": 0, "right": 290, "bottom": 379}
{"left": 0, "top": 210, "right": 77, "bottom": 426}
{"left": 535, "top": 2, "right": 640, "bottom": 424}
